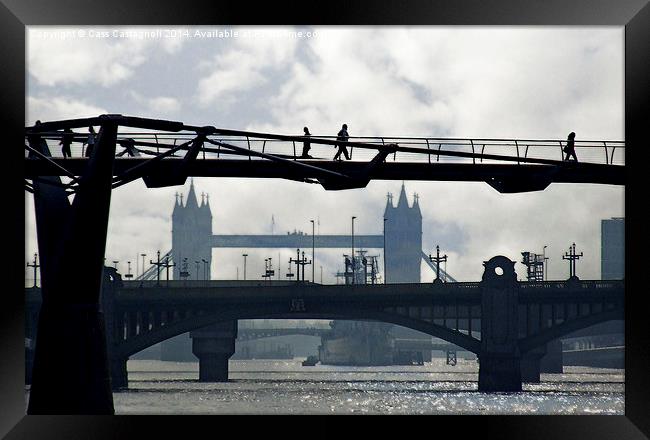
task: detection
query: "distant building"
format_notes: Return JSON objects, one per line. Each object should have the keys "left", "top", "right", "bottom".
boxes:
{"left": 601, "top": 217, "right": 624, "bottom": 280}
{"left": 172, "top": 179, "right": 213, "bottom": 280}
{"left": 384, "top": 183, "right": 422, "bottom": 283}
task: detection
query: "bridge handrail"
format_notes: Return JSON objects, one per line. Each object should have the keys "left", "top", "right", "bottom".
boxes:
{"left": 30, "top": 129, "right": 627, "bottom": 145}
{"left": 518, "top": 280, "right": 624, "bottom": 289}
{"left": 28, "top": 123, "right": 626, "bottom": 167}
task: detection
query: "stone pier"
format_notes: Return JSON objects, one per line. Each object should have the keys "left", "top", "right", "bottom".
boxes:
{"left": 478, "top": 256, "right": 522, "bottom": 392}
{"left": 540, "top": 339, "right": 564, "bottom": 373}
{"left": 110, "top": 358, "right": 128, "bottom": 390}
{"left": 520, "top": 345, "right": 546, "bottom": 383}
{"left": 191, "top": 321, "right": 238, "bottom": 381}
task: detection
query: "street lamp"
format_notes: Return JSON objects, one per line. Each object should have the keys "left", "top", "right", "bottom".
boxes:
{"left": 112, "top": 260, "right": 119, "bottom": 271}
{"left": 351, "top": 216, "right": 356, "bottom": 284}
{"left": 27, "top": 253, "right": 39, "bottom": 288}
{"left": 242, "top": 254, "right": 248, "bottom": 280}
{"left": 202, "top": 258, "right": 208, "bottom": 280}
{"left": 310, "top": 219, "right": 315, "bottom": 283}
{"left": 125, "top": 261, "right": 133, "bottom": 279}
{"left": 140, "top": 253, "right": 146, "bottom": 278}
{"left": 543, "top": 245, "right": 548, "bottom": 281}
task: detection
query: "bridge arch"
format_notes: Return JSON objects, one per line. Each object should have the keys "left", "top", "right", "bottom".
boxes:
{"left": 114, "top": 306, "right": 481, "bottom": 359}
{"left": 518, "top": 309, "right": 622, "bottom": 354}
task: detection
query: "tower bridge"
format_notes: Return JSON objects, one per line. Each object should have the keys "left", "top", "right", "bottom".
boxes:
{"left": 163, "top": 177, "right": 451, "bottom": 363}
{"left": 165, "top": 179, "right": 455, "bottom": 284}
{"left": 23, "top": 115, "right": 625, "bottom": 414}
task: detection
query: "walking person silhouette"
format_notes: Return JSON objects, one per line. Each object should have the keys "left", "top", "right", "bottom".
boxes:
{"left": 84, "top": 126, "right": 96, "bottom": 158}
{"left": 59, "top": 127, "right": 73, "bottom": 158}
{"left": 333, "top": 123, "right": 350, "bottom": 161}
{"left": 300, "top": 126, "right": 312, "bottom": 158}
{"left": 563, "top": 132, "right": 578, "bottom": 162}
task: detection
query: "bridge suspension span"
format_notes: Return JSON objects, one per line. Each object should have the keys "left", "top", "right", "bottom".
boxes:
{"left": 25, "top": 114, "right": 624, "bottom": 194}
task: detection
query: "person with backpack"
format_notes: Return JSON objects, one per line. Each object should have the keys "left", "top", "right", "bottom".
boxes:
{"left": 333, "top": 123, "right": 350, "bottom": 161}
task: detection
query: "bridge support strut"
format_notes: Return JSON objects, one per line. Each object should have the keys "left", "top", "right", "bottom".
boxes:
{"left": 478, "top": 256, "right": 522, "bottom": 392}
{"left": 110, "top": 358, "right": 128, "bottom": 390}
{"left": 540, "top": 339, "right": 564, "bottom": 374}
{"left": 520, "top": 345, "right": 546, "bottom": 383}
{"left": 27, "top": 120, "right": 118, "bottom": 414}
{"left": 191, "top": 321, "right": 238, "bottom": 381}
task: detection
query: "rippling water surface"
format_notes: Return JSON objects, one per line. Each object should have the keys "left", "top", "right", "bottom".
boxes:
{"left": 111, "top": 359, "right": 624, "bottom": 415}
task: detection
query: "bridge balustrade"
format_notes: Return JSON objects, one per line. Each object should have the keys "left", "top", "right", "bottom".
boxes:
{"left": 30, "top": 129, "right": 625, "bottom": 167}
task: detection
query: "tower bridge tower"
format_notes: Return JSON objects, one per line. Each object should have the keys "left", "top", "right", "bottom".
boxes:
{"left": 172, "top": 179, "right": 213, "bottom": 280}
{"left": 384, "top": 183, "right": 422, "bottom": 283}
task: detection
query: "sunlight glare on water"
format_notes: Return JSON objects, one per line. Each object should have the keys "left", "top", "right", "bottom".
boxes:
{"left": 111, "top": 358, "right": 624, "bottom": 415}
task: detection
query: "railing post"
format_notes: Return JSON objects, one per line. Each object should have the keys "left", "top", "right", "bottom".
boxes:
{"left": 246, "top": 136, "right": 252, "bottom": 161}
{"left": 425, "top": 139, "right": 431, "bottom": 164}
{"left": 558, "top": 141, "right": 564, "bottom": 161}
{"left": 514, "top": 140, "right": 520, "bottom": 165}
{"left": 470, "top": 139, "right": 476, "bottom": 164}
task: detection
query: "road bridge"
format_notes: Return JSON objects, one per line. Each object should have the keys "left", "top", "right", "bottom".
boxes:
{"left": 236, "top": 327, "right": 329, "bottom": 341}
{"left": 25, "top": 256, "right": 623, "bottom": 392}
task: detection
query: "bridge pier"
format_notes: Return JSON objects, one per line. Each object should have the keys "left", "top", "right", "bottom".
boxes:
{"left": 110, "top": 358, "right": 128, "bottom": 390}
{"left": 540, "top": 339, "right": 563, "bottom": 374}
{"left": 25, "top": 347, "right": 34, "bottom": 385}
{"left": 191, "top": 321, "right": 238, "bottom": 381}
{"left": 520, "top": 345, "right": 546, "bottom": 383}
{"left": 478, "top": 256, "right": 522, "bottom": 392}
{"left": 27, "top": 120, "right": 117, "bottom": 414}
{"left": 478, "top": 353, "right": 522, "bottom": 391}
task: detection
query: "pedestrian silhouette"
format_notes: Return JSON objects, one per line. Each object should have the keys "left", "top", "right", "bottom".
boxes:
{"left": 300, "top": 126, "right": 312, "bottom": 158}
{"left": 333, "top": 123, "right": 350, "bottom": 161}
{"left": 84, "top": 126, "right": 96, "bottom": 158}
{"left": 59, "top": 128, "right": 73, "bottom": 158}
{"left": 563, "top": 132, "right": 578, "bottom": 162}
{"left": 28, "top": 121, "right": 49, "bottom": 154}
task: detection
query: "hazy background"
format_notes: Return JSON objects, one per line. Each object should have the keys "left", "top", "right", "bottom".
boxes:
{"left": 25, "top": 26, "right": 624, "bottom": 283}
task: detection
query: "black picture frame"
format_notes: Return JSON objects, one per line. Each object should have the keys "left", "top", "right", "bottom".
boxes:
{"left": 2, "top": 0, "right": 648, "bottom": 437}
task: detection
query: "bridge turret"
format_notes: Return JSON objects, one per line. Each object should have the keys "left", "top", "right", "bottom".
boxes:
{"left": 172, "top": 179, "right": 213, "bottom": 280}
{"left": 384, "top": 183, "right": 422, "bottom": 283}
{"left": 185, "top": 178, "right": 199, "bottom": 209}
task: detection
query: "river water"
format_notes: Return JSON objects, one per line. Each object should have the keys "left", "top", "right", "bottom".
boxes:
{"left": 112, "top": 358, "right": 624, "bottom": 415}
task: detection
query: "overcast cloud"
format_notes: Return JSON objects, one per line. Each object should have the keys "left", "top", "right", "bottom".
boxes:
{"left": 25, "top": 26, "right": 624, "bottom": 284}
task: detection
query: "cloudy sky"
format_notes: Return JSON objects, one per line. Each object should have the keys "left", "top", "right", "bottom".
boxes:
{"left": 25, "top": 26, "right": 624, "bottom": 284}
